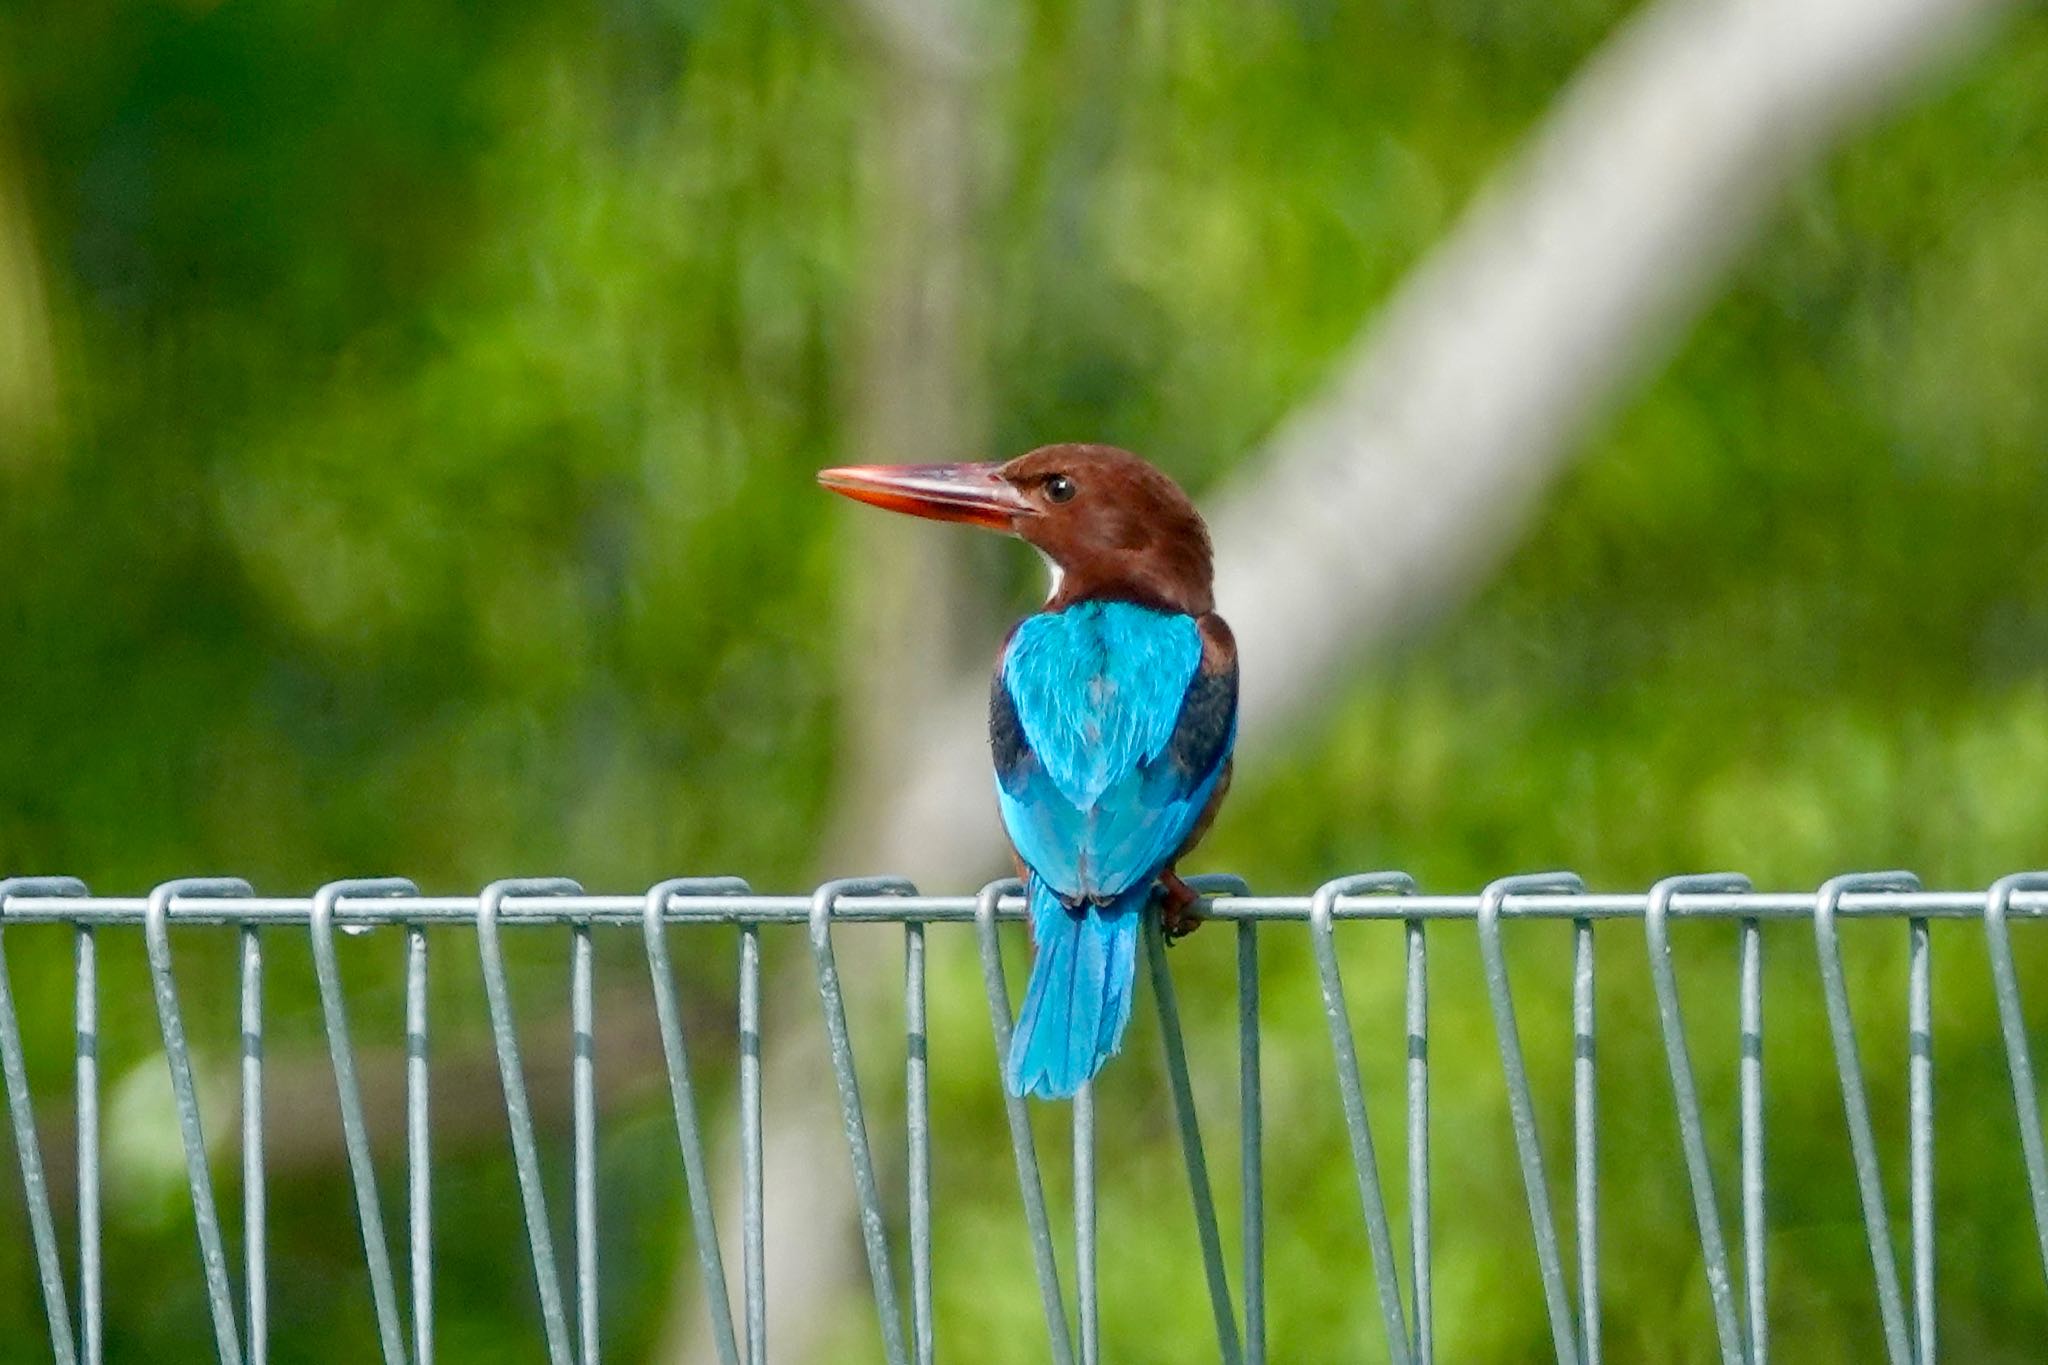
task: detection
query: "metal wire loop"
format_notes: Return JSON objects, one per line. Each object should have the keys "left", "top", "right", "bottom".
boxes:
{"left": 1476, "top": 871, "right": 1588, "bottom": 1365}
{"left": 808, "top": 876, "right": 918, "bottom": 1365}
{"left": 1643, "top": 873, "right": 1753, "bottom": 1365}
{"left": 309, "top": 878, "right": 419, "bottom": 1365}
{"left": 1145, "top": 876, "right": 1247, "bottom": 1365}
{"left": 0, "top": 876, "right": 86, "bottom": 1365}
{"left": 1309, "top": 871, "right": 1417, "bottom": 1365}
{"left": 1811, "top": 871, "right": 1921, "bottom": 1365}
{"left": 143, "top": 877, "right": 256, "bottom": 1365}
{"left": 475, "top": 877, "right": 585, "bottom": 1365}
{"left": 1985, "top": 872, "right": 2048, "bottom": 1291}
{"left": 971, "top": 878, "right": 1075, "bottom": 1365}
{"left": 642, "top": 876, "right": 750, "bottom": 1365}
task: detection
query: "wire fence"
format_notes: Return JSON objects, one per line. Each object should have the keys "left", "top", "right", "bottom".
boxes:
{"left": 2, "top": 871, "right": 2047, "bottom": 1364}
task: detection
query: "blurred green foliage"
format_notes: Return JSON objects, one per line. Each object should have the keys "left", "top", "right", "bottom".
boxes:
{"left": 2, "top": 0, "right": 2047, "bottom": 1360}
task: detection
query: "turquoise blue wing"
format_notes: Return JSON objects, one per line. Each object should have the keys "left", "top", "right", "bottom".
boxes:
{"left": 990, "top": 604, "right": 1236, "bottom": 902}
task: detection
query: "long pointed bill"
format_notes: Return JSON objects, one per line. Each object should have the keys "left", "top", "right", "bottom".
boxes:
{"left": 817, "top": 462, "right": 1034, "bottom": 531}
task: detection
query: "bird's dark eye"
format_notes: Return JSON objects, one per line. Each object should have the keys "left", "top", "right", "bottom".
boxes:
{"left": 1044, "top": 474, "right": 1077, "bottom": 504}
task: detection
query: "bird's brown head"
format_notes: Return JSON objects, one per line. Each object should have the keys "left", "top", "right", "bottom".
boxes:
{"left": 817, "top": 443, "right": 1213, "bottom": 614}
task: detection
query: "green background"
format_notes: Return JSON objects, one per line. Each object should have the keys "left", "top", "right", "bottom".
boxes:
{"left": 2, "top": 0, "right": 2047, "bottom": 1359}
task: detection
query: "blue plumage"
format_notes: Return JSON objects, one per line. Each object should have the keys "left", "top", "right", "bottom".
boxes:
{"left": 996, "top": 600, "right": 1236, "bottom": 1099}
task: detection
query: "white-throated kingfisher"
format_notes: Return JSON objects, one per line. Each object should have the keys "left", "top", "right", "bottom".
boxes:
{"left": 818, "top": 444, "right": 1238, "bottom": 1099}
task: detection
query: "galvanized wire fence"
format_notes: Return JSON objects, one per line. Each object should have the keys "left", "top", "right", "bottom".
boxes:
{"left": 2, "top": 871, "right": 2047, "bottom": 1364}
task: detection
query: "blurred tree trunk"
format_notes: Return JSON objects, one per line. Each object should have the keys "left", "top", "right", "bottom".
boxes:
{"left": 676, "top": 0, "right": 2018, "bottom": 1358}
{"left": 663, "top": 4, "right": 1000, "bottom": 1362}
{"left": 824, "top": 15, "right": 993, "bottom": 869}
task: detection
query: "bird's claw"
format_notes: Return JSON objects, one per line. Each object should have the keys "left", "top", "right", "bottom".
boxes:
{"left": 1158, "top": 873, "right": 1204, "bottom": 942}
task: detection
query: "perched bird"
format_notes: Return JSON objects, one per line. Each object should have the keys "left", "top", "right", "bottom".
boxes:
{"left": 818, "top": 444, "right": 1237, "bottom": 1099}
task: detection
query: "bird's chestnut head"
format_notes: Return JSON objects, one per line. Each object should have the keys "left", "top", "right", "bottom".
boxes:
{"left": 818, "top": 443, "right": 1213, "bottom": 615}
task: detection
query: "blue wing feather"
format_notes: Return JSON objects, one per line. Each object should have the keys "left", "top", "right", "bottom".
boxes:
{"left": 994, "top": 602, "right": 1230, "bottom": 901}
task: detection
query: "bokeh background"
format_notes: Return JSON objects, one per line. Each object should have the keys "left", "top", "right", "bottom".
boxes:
{"left": 3, "top": 0, "right": 2048, "bottom": 1360}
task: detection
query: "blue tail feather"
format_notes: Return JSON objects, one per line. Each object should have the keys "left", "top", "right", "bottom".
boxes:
{"left": 1005, "top": 878, "right": 1149, "bottom": 1100}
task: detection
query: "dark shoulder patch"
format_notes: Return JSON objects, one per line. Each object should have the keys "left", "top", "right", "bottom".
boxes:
{"left": 989, "top": 670, "right": 1032, "bottom": 789}
{"left": 1197, "top": 612, "right": 1236, "bottom": 669}
{"left": 1167, "top": 658, "right": 1238, "bottom": 781}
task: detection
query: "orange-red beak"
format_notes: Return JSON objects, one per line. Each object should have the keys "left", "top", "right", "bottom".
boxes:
{"left": 817, "top": 462, "right": 1034, "bottom": 532}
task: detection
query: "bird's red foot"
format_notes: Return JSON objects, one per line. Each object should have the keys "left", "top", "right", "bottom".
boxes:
{"left": 1159, "top": 872, "right": 1204, "bottom": 942}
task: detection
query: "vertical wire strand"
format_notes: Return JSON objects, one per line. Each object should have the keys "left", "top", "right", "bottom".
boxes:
{"left": 1643, "top": 876, "right": 1751, "bottom": 1365}
{"left": 1143, "top": 914, "right": 1245, "bottom": 1365}
{"left": 1572, "top": 919, "right": 1598, "bottom": 1365}
{"left": 0, "top": 878, "right": 85, "bottom": 1365}
{"left": 309, "top": 880, "right": 418, "bottom": 1365}
{"left": 241, "top": 924, "right": 267, "bottom": 1365}
{"left": 1907, "top": 918, "right": 1933, "bottom": 1364}
{"left": 573, "top": 920, "right": 599, "bottom": 1365}
{"left": 406, "top": 924, "right": 432, "bottom": 1365}
{"left": 1238, "top": 920, "right": 1264, "bottom": 1365}
{"left": 1739, "top": 916, "right": 1766, "bottom": 1365}
{"left": 1475, "top": 872, "right": 1586, "bottom": 1365}
{"left": 1407, "top": 918, "right": 1432, "bottom": 1365}
{"left": 77, "top": 922, "right": 100, "bottom": 1365}
{"left": 143, "top": 878, "right": 254, "bottom": 1365}
{"left": 807, "top": 878, "right": 916, "bottom": 1365}
{"left": 1307, "top": 874, "right": 1416, "bottom": 1365}
{"left": 739, "top": 923, "right": 765, "bottom": 1365}
{"left": 971, "top": 881, "right": 1074, "bottom": 1365}
{"left": 475, "top": 878, "right": 583, "bottom": 1365}
{"left": 641, "top": 879, "right": 748, "bottom": 1365}
{"left": 1811, "top": 872, "right": 1918, "bottom": 1365}
{"left": 1074, "top": 1080, "right": 1099, "bottom": 1365}
{"left": 1984, "top": 874, "right": 2048, "bottom": 1290}
{"left": 906, "top": 921, "right": 934, "bottom": 1365}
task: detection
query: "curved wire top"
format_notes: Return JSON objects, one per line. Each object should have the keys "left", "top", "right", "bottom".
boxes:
{"left": 0, "top": 876, "right": 2042, "bottom": 925}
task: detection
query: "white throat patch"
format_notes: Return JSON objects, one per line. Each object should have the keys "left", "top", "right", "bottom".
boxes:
{"left": 1037, "top": 549, "right": 1065, "bottom": 605}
